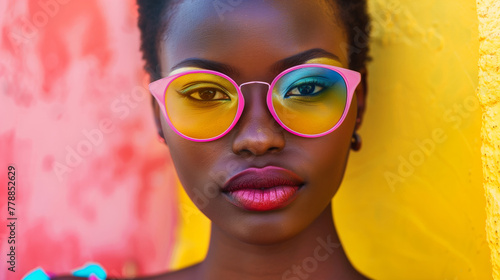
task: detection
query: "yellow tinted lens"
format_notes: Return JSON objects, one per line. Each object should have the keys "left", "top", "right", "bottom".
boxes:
{"left": 165, "top": 73, "right": 239, "bottom": 139}
{"left": 272, "top": 67, "right": 347, "bottom": 135}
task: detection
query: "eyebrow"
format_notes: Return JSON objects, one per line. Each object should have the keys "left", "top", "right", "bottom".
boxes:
{"left": 271, "top": 48, "right": 341, "bottom": 73}
{"left": 170, "top": 48, "right": 341, "bottom": 76}
{"left": 170, "top": 58, "right": 239, "bottom": 76}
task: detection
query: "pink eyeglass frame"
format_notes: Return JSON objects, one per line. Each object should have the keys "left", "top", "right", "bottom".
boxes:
{"left": 149, "top": 63, "right": 361, "bottom": 142}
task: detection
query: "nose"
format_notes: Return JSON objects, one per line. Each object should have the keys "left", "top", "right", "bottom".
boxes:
{"left": 231, "top": 83, "right": 286, "bottom": 157}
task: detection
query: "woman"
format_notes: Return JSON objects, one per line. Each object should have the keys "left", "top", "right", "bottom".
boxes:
{"left": 24, "top": 0, "right": 370, "bottom": 279}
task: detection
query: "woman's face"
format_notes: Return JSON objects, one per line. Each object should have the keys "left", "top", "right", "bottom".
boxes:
{"left": 156, "top": 0, "right": 363, "bottom": 244}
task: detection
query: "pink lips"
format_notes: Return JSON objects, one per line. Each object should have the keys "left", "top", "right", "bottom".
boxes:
{"left": 222, "top": 166, "right": 304, "bottom": 211}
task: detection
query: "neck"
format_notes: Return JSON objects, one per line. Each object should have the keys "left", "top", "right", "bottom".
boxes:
{"left": 197, "top": 203, "right": 364, "bottom": 280}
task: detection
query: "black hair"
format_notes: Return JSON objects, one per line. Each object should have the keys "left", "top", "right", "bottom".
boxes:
{"left": 137, "top": 0, "right": 370, "bottom": 81}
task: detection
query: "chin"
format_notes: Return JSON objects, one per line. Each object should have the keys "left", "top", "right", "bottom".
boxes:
{"left": 214, "top": 205, "right": 322, "bottom": 245}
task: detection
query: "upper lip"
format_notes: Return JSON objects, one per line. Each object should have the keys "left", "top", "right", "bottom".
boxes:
{"left": 222, "top": 166, "right": 304, "bottom": 192}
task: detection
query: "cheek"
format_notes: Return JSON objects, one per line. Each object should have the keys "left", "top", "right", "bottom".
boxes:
{"left": 160, "top": 119, "right": 208, "bottom": 186}
{"left": 160, "top": 117, "right": 227, "bottom": 203}
{"left": 302, "top": 100, "right": 357, "bottom": 193}
{"left": 308, "top": 135, "right": 350, "bottom": 188}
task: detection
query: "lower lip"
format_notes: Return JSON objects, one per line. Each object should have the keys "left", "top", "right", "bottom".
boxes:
{"left": 226, "top": 186, "right": 300, "bottom": 211}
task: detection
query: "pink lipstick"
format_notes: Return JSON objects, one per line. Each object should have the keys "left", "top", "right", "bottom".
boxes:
{"left": 222, "top": 166, "right": 304, "bottom": 211}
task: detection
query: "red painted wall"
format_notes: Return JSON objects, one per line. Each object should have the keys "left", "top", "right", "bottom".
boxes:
{"left": 0, "top": 1, "right": 179, "bottom": 279}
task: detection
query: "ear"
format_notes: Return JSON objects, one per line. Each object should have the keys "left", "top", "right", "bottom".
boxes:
{"left": 354, "top": 67, "right": 367, "bottom": 131}
{"left": 152, "top": 96, "right": 166, "bottom": 143}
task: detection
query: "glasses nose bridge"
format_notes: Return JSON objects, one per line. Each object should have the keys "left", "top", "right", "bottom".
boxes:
{"left": 238, "top": 81, "right": 271, "bottom": 92}
{"left": 236, "top": 80, "right": 276, "bottom": 130}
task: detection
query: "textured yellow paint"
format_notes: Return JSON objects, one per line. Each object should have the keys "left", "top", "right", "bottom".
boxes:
{"left": 477, "top": 0, "right": 500, "bottom": 279}
{"left": 336, "top": 0, "right": 492, "bottom": 279}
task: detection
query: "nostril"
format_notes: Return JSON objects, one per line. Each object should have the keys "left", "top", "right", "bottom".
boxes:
{"left": 267, "top": 146, "right": 282, "bottom": 154}
{"left": 232, "top": 125, "right": 285, "bottom": 156}
{"left": 236, "top": 146, "right": 282, "bottom": 157}
{"left": 237, "top": 148, "right": 255, "bottom": 158}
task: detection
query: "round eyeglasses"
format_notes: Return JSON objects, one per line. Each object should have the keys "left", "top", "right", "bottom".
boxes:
{"left": 149, "top": 64, "right": 361, "bottom": 142}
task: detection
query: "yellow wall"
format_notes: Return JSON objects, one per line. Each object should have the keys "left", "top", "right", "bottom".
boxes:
{"left": 336, "top": 0, "right": 492, "bottom": 279}
{"left": 170, "top": 181, "right": 210, "bottom": 270}
{"left": 477, "top": 0, "right": 500, "bottom": 279}
{"left": 170, "top": 1, "right": 495, "bottom": 279}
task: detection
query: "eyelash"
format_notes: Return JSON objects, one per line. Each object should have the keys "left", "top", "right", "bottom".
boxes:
{"left": 284, "top": 78, "right": 331, "bottom": 97}
{"left": 185, "top": 88, "right": 230, "bottom": 101}
{"left": 179, "top": 82, "right": 231, "bottom": 101}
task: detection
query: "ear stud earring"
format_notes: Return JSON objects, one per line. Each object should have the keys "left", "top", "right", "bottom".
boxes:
{"left": 351, "top": 132, "right": 362, "bottom": 151}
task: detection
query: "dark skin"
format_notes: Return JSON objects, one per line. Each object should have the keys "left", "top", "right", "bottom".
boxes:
{"left": 53, "top": 0, "right": 368, "bottom": 279}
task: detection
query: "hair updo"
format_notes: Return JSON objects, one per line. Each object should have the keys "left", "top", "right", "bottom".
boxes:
{"left": 137, "top": 0, "right": 370, "bottom": 80}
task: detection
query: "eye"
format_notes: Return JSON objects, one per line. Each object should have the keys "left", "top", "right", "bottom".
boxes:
{"left": 283, "top": 77, "right": 331, "bottom": 98}
{"left": 286, "top": 83, "right": 324, "bottom": 97}
{"left": 187, "top": 88, "right": 231, "bottom": 101}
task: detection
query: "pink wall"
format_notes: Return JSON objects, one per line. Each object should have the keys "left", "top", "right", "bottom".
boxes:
{"left": 0, "top": 1, "right": 179, "bottom": 279}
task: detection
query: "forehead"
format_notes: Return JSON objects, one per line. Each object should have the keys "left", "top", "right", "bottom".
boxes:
{"left": 160, "top": 0, "right": 348, "bottom": 77}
